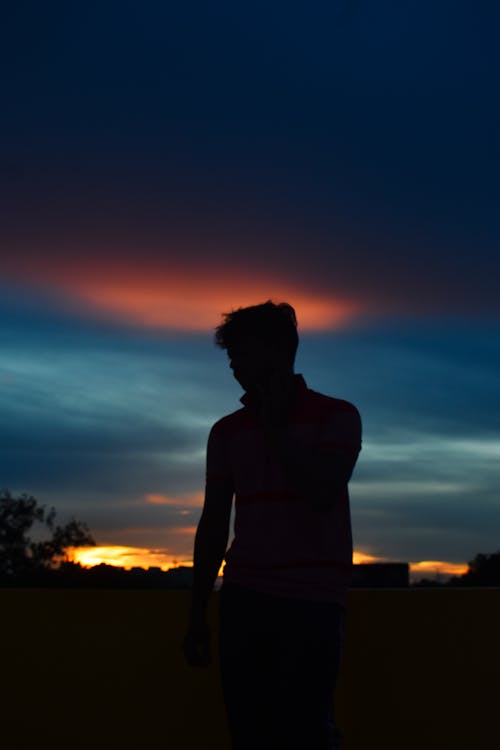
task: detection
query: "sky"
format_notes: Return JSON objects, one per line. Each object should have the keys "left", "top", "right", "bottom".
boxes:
{"left": 2, "top": 1, "right": 499, "bottom": 581}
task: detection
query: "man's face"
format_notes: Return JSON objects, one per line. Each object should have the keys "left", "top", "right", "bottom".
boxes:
{"left": 227, "top": 336, "right": 285, "bottom": 393}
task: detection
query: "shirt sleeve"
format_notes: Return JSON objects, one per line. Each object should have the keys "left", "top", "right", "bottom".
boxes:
{"left": 315, "top": 404, "right": 362, "bottom": 482}
{"left": 318, "top": 404, "right": 362, "bottom": 450}
{"left": 205, "top": 421, "right": 234, "bottom": 485}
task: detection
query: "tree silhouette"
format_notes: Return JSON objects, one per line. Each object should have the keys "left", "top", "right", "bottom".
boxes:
{"left": 462, "top": 549, "right": 500, "bottom": 585}
{"left": 0, "top": 488, "right": 95, "bottom": 578}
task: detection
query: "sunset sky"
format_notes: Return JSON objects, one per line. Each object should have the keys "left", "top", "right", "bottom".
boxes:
{"left": 2, "top": 2, "right": 499, "bottom": 582}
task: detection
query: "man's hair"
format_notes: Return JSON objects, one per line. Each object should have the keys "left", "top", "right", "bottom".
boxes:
{"left": 214, "top": 300, "right": 299, "bottom": 367}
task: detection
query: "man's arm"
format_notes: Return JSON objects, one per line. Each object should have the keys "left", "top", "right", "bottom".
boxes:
{"left": 189, "top": 477, "right": 233, "bottom": 623}
{"left": 263, "top": 422, "right": 361, "bottom": 512}
{"left": 300, "top": 444, "right": 359, "bottom": 511}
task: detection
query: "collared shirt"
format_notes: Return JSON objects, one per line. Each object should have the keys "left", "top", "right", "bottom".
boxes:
{"left": 205, "top": 373, "right": 362, "bottom": 605}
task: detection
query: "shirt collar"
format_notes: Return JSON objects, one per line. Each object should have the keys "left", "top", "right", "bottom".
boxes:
{"left": 239, "top": 372, "right": 308, "bottom": 410}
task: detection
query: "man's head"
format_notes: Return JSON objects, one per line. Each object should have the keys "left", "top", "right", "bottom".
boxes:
{"left": 214, "top": 300, "right": 299, "bottom": 393}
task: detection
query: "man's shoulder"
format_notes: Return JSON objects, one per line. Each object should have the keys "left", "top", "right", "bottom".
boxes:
{"left": 305, "top": 385, "right": 361, "bottom": 418}
{"left": 209, "top": 406, "right": 248, "bottom": 436}
{"left": 305, "top": 386, "right": 362, "bottom": 449}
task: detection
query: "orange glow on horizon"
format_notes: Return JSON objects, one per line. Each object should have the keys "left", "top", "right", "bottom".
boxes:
{"left": 354, "top": 552, "right": 468, "bottom": 579}
{"left": 67, "top": 545, "right": 192, "bottom": 571}
{"left": 353, "top": 551, "right": 383, "bottom": 565}
{"left": 409, "top": 560, "right": 468, "bottom": 578}
{"left": 3, "top": 259, "right": 363, "bottom": 332}
{"left": 68, "top": 545, "right": 468, "bottom": 581}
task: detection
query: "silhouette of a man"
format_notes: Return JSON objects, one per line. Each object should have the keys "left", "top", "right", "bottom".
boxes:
{"left": 182, "top": 300, "right": 362, "bottom": 750}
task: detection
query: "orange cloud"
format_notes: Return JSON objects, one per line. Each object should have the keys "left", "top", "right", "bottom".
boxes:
{"left": 3, "top": 257, "right": 363, "bottom": 332}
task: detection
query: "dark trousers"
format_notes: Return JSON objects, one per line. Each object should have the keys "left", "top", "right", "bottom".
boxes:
{"left": 218, "top": 581, "right": 345, "bottom": 750}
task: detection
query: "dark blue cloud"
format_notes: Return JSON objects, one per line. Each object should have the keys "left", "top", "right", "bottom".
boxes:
{"left": 2, "top": 293, "right": 499, "bottom": 565}
{"left": 301, "top": 320, "right": 500, "bottom": 437}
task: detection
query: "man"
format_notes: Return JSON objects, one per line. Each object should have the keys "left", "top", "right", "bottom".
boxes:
{"left": 181, "top": 300, "right": 362, "bottom": 750}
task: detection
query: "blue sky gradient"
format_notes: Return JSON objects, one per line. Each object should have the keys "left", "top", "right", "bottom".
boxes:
{"left": 1, "top": 1, "right": 499, "bottom": 575}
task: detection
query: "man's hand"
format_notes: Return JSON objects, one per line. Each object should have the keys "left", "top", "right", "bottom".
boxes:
{"left": 181, "top": 619, "right": 211, "bottom": 668}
